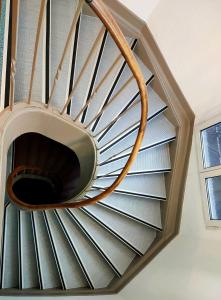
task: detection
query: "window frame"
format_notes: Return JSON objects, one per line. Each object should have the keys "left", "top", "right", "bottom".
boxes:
{"left": 196, "top": 114, "right": 221, "bottom": 228}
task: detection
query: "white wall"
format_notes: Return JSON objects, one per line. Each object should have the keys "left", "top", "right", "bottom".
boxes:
{"left": 121, "top": 236, "right": 221, "bottom": 300}
{"left": 120, "top": 0, "right": 221, "bottom": 123}
{"left": 147, "top": 0, "right": 221, "bottom": 123}
{"left": 118, "top": 0, "right": 160, "bottom": 22}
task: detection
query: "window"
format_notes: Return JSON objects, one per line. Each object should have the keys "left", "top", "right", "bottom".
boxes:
{"left": 196, "top": 116, "right": 221, "bottom": 228}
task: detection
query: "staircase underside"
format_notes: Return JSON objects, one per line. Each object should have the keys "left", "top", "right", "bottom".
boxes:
{"left": 0, "top": 0, "right": 194, "bottom": 295}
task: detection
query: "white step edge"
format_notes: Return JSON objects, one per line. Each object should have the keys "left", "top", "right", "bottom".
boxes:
{"left": 32, "top": 211, "right": 61, "bottom": 289}
{"left": 83, "top": 204, "right": 157, "bottom": 255}
{"left": 69, "top": 208, "right": 136, "bottom": 275}
{"left": 92, "top": 54, "right": 152, "bottom": 135}
{"left": 20, "top": 211, "right": 39, "bottom": 289}
{"left": 86, "top": 190, "right": 162, "bottom": 229}
{"left": 98, "top": 143, "right": 171, "bottom": 177}
{"left": 44, "top": 210, "right": 87, "bottom": 289}
{"left": 1, "top": 204, "right": 19, "bottom": 288}
{"left": 94, "top": 174, "right": 166, "bottom": 200}
{"left": 57, "top": 209, "right": 115, "bottom": 288}
{"left": 99, "top": 114, "right": 176, "bottom": 164}
{"left": 83, "top": 35, "right": 133, "bottom": 125}
{"left": 97, "top": 86, "right": 167, "bottom": 148}
{"left": 70, "top": 14, "right": 104, "bottom": 119}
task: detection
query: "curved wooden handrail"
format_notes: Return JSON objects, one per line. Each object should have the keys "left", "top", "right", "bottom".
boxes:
{"left": 8, "top": 0, "right": 148, "bottom": 210}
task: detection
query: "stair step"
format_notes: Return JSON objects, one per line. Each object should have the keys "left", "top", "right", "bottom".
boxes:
{"left": 1, "top": 204, "right": 19, "bottom": 288}
{"left": 99, "top": 114, "right": 176, "bottom": 163}
{"left": 50, "top": 0, "right": 80, "bottom": 109}
{"left": 83, "top": 204, "right": 156, "bottom": 255}
{"left": 69, "top": 208, "right": 136, "bottom": 275}
{"left": 20, "top": 211, "right": 39, "bottom": 289}
{"left": 15, "top": 0, "right": 44, "bottom": 102}
{"left": 86, "top": 190, "right": 162, "bottom": 228}
{"left": 56, "top": 209, "right": 115, "bottom": 288}
{"left": 91, "top": 54, "right": 152, "bottom": 135}
{"left": 106, "top": 45, "right": 138, "bottom": 99}
{"left": 98, "top": 144, "right": 171, "bottom": 176}
{"left": 94, "top": 174, "right": 166, "bottom": 200}
{"left": 97, "top": 86, "right": 167, "bottom": 147}
{"left": 44, "top": 210, "right": 88, "bottom": 289}
{"left": 83, "top": 34, "right": 133, "bottom": 125}
{"left": 32, "top": 211, "right": 62, "bottom": 289}
{"left": 70, "top": 14, "right": 104, "bottom": 119}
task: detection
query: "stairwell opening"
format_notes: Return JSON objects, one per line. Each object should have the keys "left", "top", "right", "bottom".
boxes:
{"left": 6, "top": 132, "right": 90, "bottom": 206}
{"left": 12, "top": 175, "right": 62, "bottom": 205}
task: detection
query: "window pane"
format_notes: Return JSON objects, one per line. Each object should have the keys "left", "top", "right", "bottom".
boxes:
{"left": 201, "top": 122, "right": 221, "bottom": 168}
{"left": 206, "top": 176, "right": 221, "bottom": 220}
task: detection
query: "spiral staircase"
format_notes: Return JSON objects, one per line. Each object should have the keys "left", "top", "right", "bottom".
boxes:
{"left": 0, "top": 0, "right": 193, "bottom": 296}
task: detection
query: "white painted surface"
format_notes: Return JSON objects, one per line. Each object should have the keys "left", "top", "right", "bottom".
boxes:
{"left": 147, "top": 0, "right": 221, "bottom": 123}
{"left": 122, "top": 235, "right": 221, "bottom": 300}
{"left": 118, "top": 0, "right": 160, "bottom": 22}
{"left": 120, "top": 0, "right": 221, "bottom": 123}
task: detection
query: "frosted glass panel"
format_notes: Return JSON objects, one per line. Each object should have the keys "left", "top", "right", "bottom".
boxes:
{"left": 201, "top": 122, "right": 221, "bottom": 168}
{"left": 206, "top": 176, "right": 221, "bottom": 220}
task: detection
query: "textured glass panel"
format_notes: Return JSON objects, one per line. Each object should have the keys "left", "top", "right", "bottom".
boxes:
{"left": 201, "top": 122, "right": 221, "bottom": 168}
{"left": 206, "top": 176, "right": 221, "bottom": 220}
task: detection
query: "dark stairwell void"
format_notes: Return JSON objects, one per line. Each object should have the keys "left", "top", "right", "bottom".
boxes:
{"left": 7, "top": 133, "right": 81, "bottom": 206}
{"left": 12, "top": 174, "right": 62, "bottom": 205}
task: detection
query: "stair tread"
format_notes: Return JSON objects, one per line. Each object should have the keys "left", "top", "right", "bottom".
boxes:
{"left": 98, "top": 86, "right": 167, "bottom": 147}
{"left": 70, "top": 14, "right": 104, "bottom": 119}
{"left": 57, "top": 209, "right": 115, "bottom": 288}
{"left": 20, "top": 211, "right": 39, "bottom": 289}
{"left": 70, "top": 208, "right": 136, "bottom": 275}
{"left": 86, "top": 190, "right": 162, "bottom": 228}
{"left": 50, "top": 0, "right": 79, "bottom": 109}
{"left": 45, "top": 210, "right": 88, "bottom": 289}
{"left": 107, "top": 46, "right": 138, "bottom": 99}
{"left": 92, "top": 54, "right": 152, "bottom": 134}
{"left": 99, "top": 114, "right": 176, "bottom": 163}
{"left": 15, "top": 0, "right": 44, "bottom": 102}
{"left": 83, "top": 34, "right": 133, "bottom": 125}
{"left": 83, "top": 204, "right": 156, "bottom": 254}
{"left": 1, "top": 204, "right": 19, "bottom": 289}
{"left": 94, "top": 173, "right": 166, "bottom": 199}
{"left": 98, "top": 143, "right": 171, "bottom": 176}
{"left": 33, "top": 211, "right": 61, "bottom": 289}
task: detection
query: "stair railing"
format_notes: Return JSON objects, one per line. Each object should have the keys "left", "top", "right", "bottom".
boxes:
{"left": 7, "top": 0, "right": 148, "bottom": 210}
